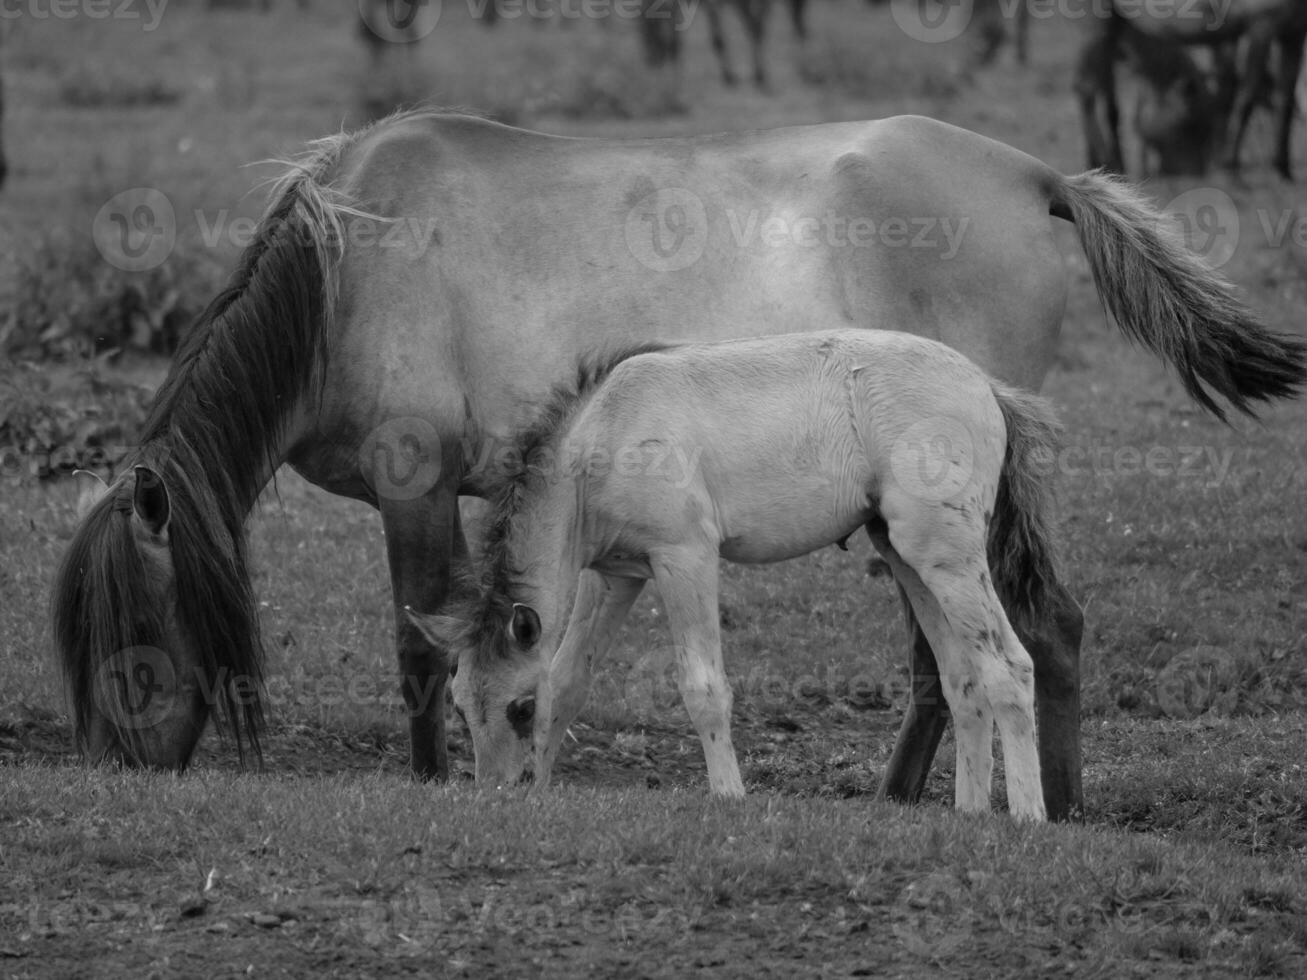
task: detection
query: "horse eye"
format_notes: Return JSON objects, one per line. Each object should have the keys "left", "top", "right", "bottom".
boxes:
{"left": 505, "top": 696, "right": 535, "bottom": 739}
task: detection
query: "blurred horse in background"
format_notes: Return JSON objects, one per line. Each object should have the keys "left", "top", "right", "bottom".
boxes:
{"left": 640, "top": 0, "right": 807, "bottom": 89}
{"left": 1128, "top": 37, "right": 1220, "bottom": 176}
{"left": 1075, "top": 0, "right": 1307, "bottom": 178}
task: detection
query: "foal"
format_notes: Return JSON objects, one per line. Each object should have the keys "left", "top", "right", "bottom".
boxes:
{"left": 413, "top": 330, "right": 1061, "bottom": 820}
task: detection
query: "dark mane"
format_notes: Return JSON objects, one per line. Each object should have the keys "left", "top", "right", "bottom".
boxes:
{"left": 447, "top": 341, "right": 675, "bottom": 661}
{"left": 51, "top": 133, "right": 360, "bottom": 765}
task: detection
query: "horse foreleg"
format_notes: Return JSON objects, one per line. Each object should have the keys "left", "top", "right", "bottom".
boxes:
{"left": 1018, "top": 578, "right": 1084, "bottom": 822}
{"left": 536, "top": 571, "right": 645, "bottom": 785}
{"left": 878, "top": 596, "right": 950, "bottom": 806}
{"left": 652, "top": 548, "right": 744, "bottom": 797}
{"left": 381, "top": 487, "right": 464, "bottom": 781}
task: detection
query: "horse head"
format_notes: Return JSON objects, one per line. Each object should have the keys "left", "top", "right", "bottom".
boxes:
{"left": 54, "top": 458, "right": 264, "bottom": 770}
{"left": 408, "top": 602, "right": 542, "bottom": 788}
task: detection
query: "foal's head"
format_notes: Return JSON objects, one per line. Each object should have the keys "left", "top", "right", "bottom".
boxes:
{"left": 408, "top": 597, "right": 545, "bottom": 787}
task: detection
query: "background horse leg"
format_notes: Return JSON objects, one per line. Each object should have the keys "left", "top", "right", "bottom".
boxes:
{"left": 707, "top": 0, "right": 738, "bottom": 86}
{"left": 878, "top": 599, "right": 950, "bottom": 805}
{"left": 1018, "top": 577, "right": 1084, "bottom": 821}
{"left": 1223, "top": 29, "right": 1274, "bottom": 175}
{"left": 381, "top": 485, "right": 465, "bottom": 781}
{"left": 1075, "top": 27, "right": 1123, "bottom": 172}
{"left": 742, "top": 0, "right": 770, "bottom": 89}
{"left": 537, "top": 571, "right": 645, "bottom": 783}
{"left": 652, "top": 548, "right": 744, "bottom": 796}
{"left": 1271, "top": 30, "right": 1306, "bottom": 180}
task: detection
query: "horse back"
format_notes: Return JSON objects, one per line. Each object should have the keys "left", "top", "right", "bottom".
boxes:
{"left": 300, "top": 112, "right": 1065, "bottom": 498}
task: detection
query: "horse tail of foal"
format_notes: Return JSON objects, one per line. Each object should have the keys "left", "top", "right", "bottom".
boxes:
{"left": 987, "top": 384, "right": 1062, "bottom": 633}
{"left": 1051, "top": 170, "right": 1306, "bottom": 422}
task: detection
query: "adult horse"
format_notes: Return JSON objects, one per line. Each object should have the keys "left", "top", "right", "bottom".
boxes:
{"left": 54, "top": 110, "right": 1305, "bottom": 822}
{"left": 1075, "top": 0, "right": 1307, "bottom": 178}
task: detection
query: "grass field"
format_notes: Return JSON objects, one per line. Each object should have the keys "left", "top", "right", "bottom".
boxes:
{"left": 3, "top": 2, "right": 1307, "bottom": 976}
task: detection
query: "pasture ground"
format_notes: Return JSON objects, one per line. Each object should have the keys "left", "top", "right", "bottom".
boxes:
{"left": 3, "top": 2, "right": 1307, "bottom": 976}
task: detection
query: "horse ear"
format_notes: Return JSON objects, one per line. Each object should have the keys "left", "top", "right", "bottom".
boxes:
{"left": 132, "top": 465, "right": 171, "bottom": 537}
{"left": 509, "top": 603, "right": 542, "bottom": 650}
{"left": 72, "top": 469, "right": 110, "bottom": 521}
{"left": 405, "top": 606, "right": 448, "bottom": 648}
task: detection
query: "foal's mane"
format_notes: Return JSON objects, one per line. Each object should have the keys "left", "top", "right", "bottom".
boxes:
{"left": 51, "top": 118, "right": 380, "bottom": 764}
{"left": 449, "top": 341, "right": 674, "bottom": 661}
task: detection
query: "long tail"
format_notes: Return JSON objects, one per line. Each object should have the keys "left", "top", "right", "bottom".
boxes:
{"left": 988, "top": 383, "right": 1062, "bottom": 631}
{"left": 1051, "top": 170, "right": 1306, "bottom": 421}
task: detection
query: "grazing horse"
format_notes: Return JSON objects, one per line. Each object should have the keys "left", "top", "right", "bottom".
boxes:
{"left": 1075, "top": 0, "right": 1307, "bottom": 178}
{"left": 410, "top": 331, "right": 1061, "bottom": 820}
{"left": 53, "top": 110, "right": 1305, "bottom": 822}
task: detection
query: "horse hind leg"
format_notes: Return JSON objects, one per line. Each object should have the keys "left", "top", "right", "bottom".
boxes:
{"left": 878, "top": 592, "right": 951, "bottom": 806}
{"left": 869, "top": 512, "right": 1045, "bottom": 820}
{"left": 651, "top": 547, "right": 744, "bottom": 797}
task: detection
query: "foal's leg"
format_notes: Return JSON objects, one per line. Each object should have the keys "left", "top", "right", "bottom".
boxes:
{"left": 536, "top": 571, "right": 646, "bottom": 784}
{"left": 381, "top": 484, "right": 465, "bottom": 781}
{"left": 651, "top": 548, "right": 744, "bottom": 796}
{"left": 878, "top": 597, "right": 950, "bottom": 805}
{"left": 870, "top": 520, "right": 1044, "bottom": 819}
